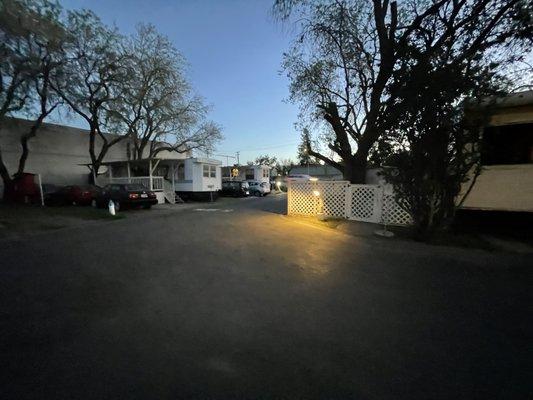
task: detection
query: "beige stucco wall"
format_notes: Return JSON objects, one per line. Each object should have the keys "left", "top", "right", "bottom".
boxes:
{"left": 0, "top": 117, "right": 188, "bottom": 194}
{"left": 489, "top": 104, "right": 533, "bottom": 126}
{"left": 461, "top": 101, "right": 533, "bottom": 212}
{"left": 461, "top": 164, "right": 533, "bottom": 212}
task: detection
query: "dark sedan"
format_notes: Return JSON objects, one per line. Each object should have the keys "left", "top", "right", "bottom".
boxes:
{"left": 220, "top": 180, "right": 250, "bottom": 197}
{"left": 95, "top": 184, "right": 158, "bottom": 211}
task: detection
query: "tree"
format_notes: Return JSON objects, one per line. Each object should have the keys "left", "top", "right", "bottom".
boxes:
{"left": 254, "top": 154, "right": 277, "bottom": 167}
{"left": 109, "top": 24, "right": 222, "bottom": 160}
{"left": 376, "top": 1, "right": 532, "bottom": 238}
{"left": 274, "top": 158, "right": 295, "bottom": 176}
{"left": 275, "top": 0, "right": 533, "bottom": 183}
{"left": 51, "top": 10, "right": 128, "bottom": 179}
{"left": 296, "top": 128, "right": 314, "bottom": 165}
{"left": 0, "top": 0, "right": 66, "bottom": 198}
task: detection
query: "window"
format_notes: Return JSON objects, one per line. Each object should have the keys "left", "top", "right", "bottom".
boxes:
{"left": 482, "top": 123, "right": 533, "bottom": 165}
{"left": 203, "top": 164, "right": 217, "bottom": 178}
{"left": 263, "top": 169, "right": 269, "bottom": 178}
{"left": 245, "top": 169, "right": 254, "bottom": 180}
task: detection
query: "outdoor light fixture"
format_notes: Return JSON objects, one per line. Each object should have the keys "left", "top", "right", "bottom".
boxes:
{"left": 309, "top": 177, "right": 318, "bottom": 182}
{"left": 313, "top": 190, "right": 320, "bottom": 197}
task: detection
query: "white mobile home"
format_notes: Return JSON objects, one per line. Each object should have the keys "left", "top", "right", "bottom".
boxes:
{"left": 222, "top": 164, "right": 271, "bottom": 183}
{"left": 174, "top": 157, "right": 222, "bottom": 199}
{"left": 97, "top": 157, "right": 222, "bottom": 204}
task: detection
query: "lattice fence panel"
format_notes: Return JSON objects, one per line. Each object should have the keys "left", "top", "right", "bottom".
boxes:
{"left": 349, "top": 185, "right": 380, "bottom": 223}
{"left": 287, "top": 181, "right": 317, "bottom": 216}
{"left": 382, "top": 193, "right": 413, "bottom": 226}
{"left": 287, "top": 180, "right": 412, "bottom": 226}
{"left": 319, "top": 181, "right": 349, "bottom": 218}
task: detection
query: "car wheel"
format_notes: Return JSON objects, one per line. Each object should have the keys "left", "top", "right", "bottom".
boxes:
{"left": 142, "top": 204, "right": 152, "bottom": 210}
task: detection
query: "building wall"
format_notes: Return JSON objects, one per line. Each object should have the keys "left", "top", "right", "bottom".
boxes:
{"left": 461, "top": 96, "right": 533, "bottom": 212}
{"left": 461, "top": 164, "right": 533, "bottom": 212}
{"left": 0, "top": 117, "right": 188, "bottom": 195}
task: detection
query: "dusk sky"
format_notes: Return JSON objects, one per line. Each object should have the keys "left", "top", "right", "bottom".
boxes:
{"left": 58, "top": 0, "right": 301, "bottom": 165}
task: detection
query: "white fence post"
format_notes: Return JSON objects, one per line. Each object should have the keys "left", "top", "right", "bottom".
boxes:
{"left": 344, "top": 184, "right": 352, "bottom": 219}
{"left": 374, "top": 185, "right": 384, "bottom": 224}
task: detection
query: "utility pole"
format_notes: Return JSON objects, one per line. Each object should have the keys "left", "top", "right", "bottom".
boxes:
{"left": 236, "top": 151, "right": 240, "bottom": 165}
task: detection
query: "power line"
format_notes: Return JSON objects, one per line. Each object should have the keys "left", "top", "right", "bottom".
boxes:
{"left": 228, "top": 141, "right": 299, "bottom": 153}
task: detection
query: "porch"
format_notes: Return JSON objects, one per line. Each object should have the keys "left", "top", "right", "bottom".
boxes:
{"left": 96, "top": 158, "right": 180, "bottom": 204}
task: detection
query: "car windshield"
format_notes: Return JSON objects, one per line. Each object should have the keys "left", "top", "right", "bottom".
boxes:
{"left": 125, "top": 184, "right": 146, "bottom": 191}
{"left": 241, "top": 182, "right": 249, "bottom": 188}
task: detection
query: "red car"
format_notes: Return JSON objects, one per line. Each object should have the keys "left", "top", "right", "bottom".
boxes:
{"left": 47, "top": 185, "right": 101, "bottom": 206}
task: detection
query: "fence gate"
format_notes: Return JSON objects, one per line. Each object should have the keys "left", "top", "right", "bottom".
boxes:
{"left": 347, "top": 185, "right": 381, "bottom": 223}
{"left": 287, "top": 180, "right": 412, "bottom": 226}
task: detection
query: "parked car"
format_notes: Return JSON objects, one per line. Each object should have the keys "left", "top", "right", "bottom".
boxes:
{"left": 247, "top": 180, "right": 270, "bottom": 196}
{"left": 95, "top": 183, "right": 157, "bottom": 211}
{"left": 45, "top": 184, "right": 101, "bottom": 206}
{"left": 220, "top": 180, "right": 250, "bottom": 197}
{"left": 285, "top": 174, "right": 313, "bottom": 182}
{"left": 41, "top": 184, "right": 61, "bottom": 206}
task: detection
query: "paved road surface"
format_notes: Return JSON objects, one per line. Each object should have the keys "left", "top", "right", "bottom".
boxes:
{"left": 1, "top": 194, "right": 530, "bottom": 399}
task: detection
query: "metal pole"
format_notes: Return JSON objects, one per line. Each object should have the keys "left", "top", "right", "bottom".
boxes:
{"left": 37, "top": 174, "right": 44, "bottom": 206}
{"left": 149, "top": 159, "right": 153, "bottom": 191}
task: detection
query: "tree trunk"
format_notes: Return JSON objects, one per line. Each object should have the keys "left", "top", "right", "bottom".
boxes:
{"left": 344, "top": 154, "right": 368, "bottom": 184}
{"left": 0, "top": 148, "right": 14, "bottom": 202}
{"left": 15, "top": 115, "right": 47, "bottom": 178}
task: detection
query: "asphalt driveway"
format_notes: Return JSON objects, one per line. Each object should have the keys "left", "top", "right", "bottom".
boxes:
{"left": 1, "top": 194, "right": 531, "bottom": 399}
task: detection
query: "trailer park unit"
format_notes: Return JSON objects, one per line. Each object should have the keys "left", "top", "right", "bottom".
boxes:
{"left": 461, "top": 90, "right": 533, "bottom": 212}
{"left": 222, "top": 165, "right": 271, "bottom": 184}
{"left": 97, "top": 157, "right": 222, "bottom": 203}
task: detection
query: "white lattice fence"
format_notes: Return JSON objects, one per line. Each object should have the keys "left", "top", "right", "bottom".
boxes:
{"left": 287, "top": 181, "right": 318, "bottom": 216}
{"left": 287, "top": 180, "right": 349, "bottom": 217}
{"left": 382, "top": 192, "right": 413, "bottom": 226}
{"left": 287, "top": 180, "right": 412, "bottom": 226}
{"left": 348, "top": 185, "right": 381, "bottom": 223}
{"left": 319, "top": 181, "right": 350, "bottom": 218}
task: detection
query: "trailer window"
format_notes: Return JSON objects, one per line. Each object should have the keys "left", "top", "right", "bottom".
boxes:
{"left": 482, "top": 123, "right": 533, "bottom": 165}
{"left": 203, "top": 165, "right": 216, "bottom": 178}
{"left": 245, "top": 169, "right": 254, "bottom": 180}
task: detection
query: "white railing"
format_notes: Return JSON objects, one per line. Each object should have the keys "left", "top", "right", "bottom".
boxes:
{"left": 103, "top": 176, "right": 164, "bottom": 191}
{"left": 162, "top": 178, "right": 175, "bottom": 204}
{"left": 287, "top": 180, "right": 412, "bottom": 226}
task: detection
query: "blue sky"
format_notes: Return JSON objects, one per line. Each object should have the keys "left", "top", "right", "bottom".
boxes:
{"left": 58, "top": 0, "right": 301, "bottom": 165}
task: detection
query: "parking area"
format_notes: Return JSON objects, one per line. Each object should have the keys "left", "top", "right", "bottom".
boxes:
{"left": 0, "top": 193, "right": 530, "bottom": 399}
